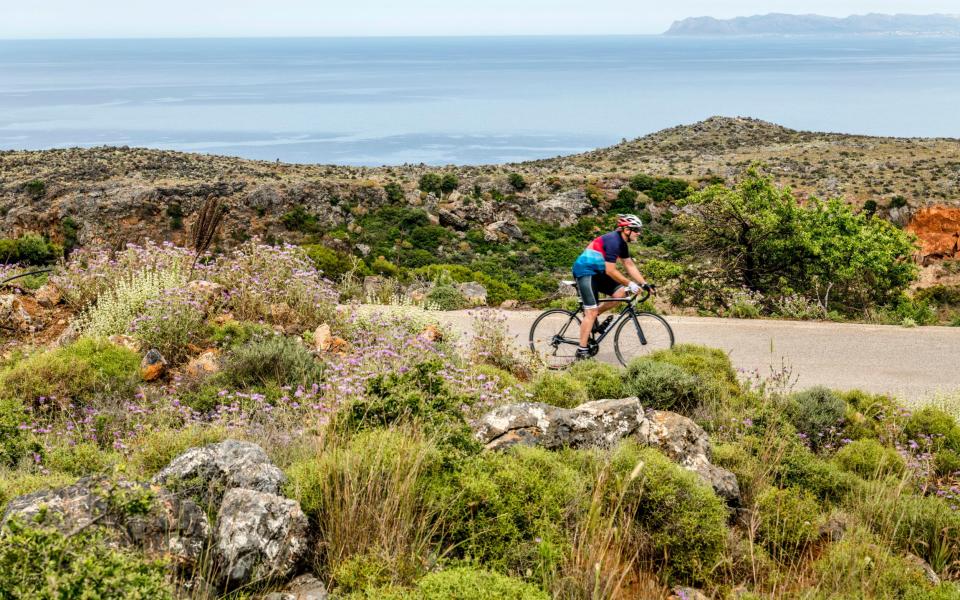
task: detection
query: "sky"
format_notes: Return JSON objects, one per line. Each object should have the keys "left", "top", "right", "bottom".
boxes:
{"left": 2, "top": 1, "right": 959, "bottom": 39}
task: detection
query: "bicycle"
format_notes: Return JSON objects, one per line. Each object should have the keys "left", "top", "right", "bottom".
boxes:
{"left": 529, "top": 282, "right": 674, "bottom": 368}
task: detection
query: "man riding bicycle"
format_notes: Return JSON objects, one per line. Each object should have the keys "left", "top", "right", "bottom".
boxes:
{"left": 571, "top": 214, "right": 650, "bottom": 360}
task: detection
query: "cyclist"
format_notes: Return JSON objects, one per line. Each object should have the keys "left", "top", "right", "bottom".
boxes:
{"left": 571, "top": 214, "right": 650, "bottom": 360}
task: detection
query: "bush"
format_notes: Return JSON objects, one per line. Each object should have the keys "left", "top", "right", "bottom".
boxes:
{"left": 217, "top": 334, "right": 324, "bottom": 389}
{"left": 773, "top": 442, "right": 862, "bottom": 505}
{"left": 527, "top": 371, "right": 589, "bottom": 409}
{"left": 647, "top": 344, "right": 741, "bottom": 400}
{"left": 934, "top": 448, "right": 960, "bottom": 476}
{"left": 840, "top": 389, "right": 901, "bottom": 441}
{"left": 622, "top": 359, "right": 698, "bottom": 413}
{"left": 384, "top": 182, "right": 405, "bottom": 203}
{"left": 610, "top": 442, "right": 728, "bottom": 584}
{"left": 0, "top": 338, "right": 140, "bottom": 407}
{"left": 754, "top": 486, "right": 822, "bottom": 558}
{"left": 416, "top": 568, "right": 549, "bottom": 600}
{"left": 0, "top": 233, "right": 61, "bottom": 265}
{"left": 834, "top": 439, "right": 905, "bottom": 479}
{"left": 903, "top": 407, "right": 960, "bottom": 453}
{"left": 0, "top": 398, "right": 36, "bottom": 467}
{"left": 425, "top": 282, "right": 467, "bottom": 310}
{"left": 208, "top": 319, "right": 274, "bottom": 348}
{"left": 508, "top": 173, "right": 528, "bottom": 192}
{"left": 786, "top": 386, "right": 846, "bottom": 451}
{"left": 813, "top": 527, "right": 941, "bottom": 599}
{"left": 74, "top": 268, "right": 186, "bottom": 339}
{"left": 0, "top": 519, "right": 172, "bottom": 599}
{"left": 130, "top": 286, "right": 209, "bottom": 364}
{"left": 433, "top": 446, "right": 585, "bottom": 579}
{"left": 566, "top": 360, "right": 624, "bottom": 401}
{"left": 304, "top": 244, "right": 356, "bottom": 281}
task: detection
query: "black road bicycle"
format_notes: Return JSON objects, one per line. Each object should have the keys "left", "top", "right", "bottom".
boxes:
{"left": 529, "top": 283, "right": 674, "bottom": 368}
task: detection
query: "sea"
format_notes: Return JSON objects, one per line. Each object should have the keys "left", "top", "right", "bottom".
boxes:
{"left": 1, "top": 35, "right": 959, "bottom": 166}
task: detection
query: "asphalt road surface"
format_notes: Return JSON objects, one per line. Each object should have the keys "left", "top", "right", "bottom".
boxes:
{"left": 432, "top": 310, "right": 960, "bottom": 403}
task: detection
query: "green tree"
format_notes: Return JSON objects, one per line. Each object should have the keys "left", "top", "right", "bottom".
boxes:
{"left": 440, "top": 173, "right": 459, "bottom": 195}
{"left": 508, "top": 172, "right": 527, "bottom": 191}
{"left": 418, "top": 173, "right": 442, "bottom": 196}
{"left": 384, "top": 182, "right": 405, "bottom": 203}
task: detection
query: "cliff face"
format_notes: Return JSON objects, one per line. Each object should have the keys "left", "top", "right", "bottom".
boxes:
{"left": 906, "top": 206, "right": 960, "bottom": 264}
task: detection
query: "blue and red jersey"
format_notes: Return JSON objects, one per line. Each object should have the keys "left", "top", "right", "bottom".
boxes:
{"left": 572, "top": 231, "right": 630, "bottom": 277}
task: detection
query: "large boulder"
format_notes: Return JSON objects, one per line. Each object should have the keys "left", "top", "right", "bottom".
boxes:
{"left": 215, "top": 488, "right": 309, "bottom": 589}
{"left": 474, "top": 399, "right": 740, "bottom": 504}
{"left": 0, "top": 294, "right": 32, "bottom": 332}
{"left": 1, "top": 477, "right": 209, "bottom": 569}
{"left": 438, "top": 208, "right": 469, "bottom": 230}
{"left": 152, "top": 439, "right": 285, "bottom": 503}
{"left": 523, "top": 189, "right": 593, "bottom": 227}
{"left": 458, "top": 282, "right": 488, "bottom": 305}
{"left": 475, "top": 398, "right": 646, "bottom": 451}
{"left": 484, "top": 220, "right": 523, "bottom": 241}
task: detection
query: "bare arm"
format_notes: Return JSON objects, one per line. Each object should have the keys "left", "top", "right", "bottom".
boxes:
{"left": 604, "top": 261, "right": 631, "bottom": 285}
{"left": 621, "top": 258, "right": 647, "bottom": 286}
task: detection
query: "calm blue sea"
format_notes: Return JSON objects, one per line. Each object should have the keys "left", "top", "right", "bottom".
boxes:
{"left": 1, "top": 36, "right": 959, "bottom": 165}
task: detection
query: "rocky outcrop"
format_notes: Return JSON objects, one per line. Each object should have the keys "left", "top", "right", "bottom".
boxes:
{"left": 152, "top": 439, "right": 285, "bottom": 504}
{"left": 0, "top": 294, "right": 32, "bottom": 332}
{"left": 522, "top": 189, "right": 594, "bottom": 227}
{"left": 1, "top": 477, "right": 209, "bottom": 569}
{"left": 906, "top": 205, "right": 960, "bottom": 263}
{"left": 264, "top": 574, "right": 329, "bottom": 600}
{"left": 474, "top": 398, "right": 740, "bottom": 504}
{"left": 215, "top": 489, "right": 309, "bottom": 589}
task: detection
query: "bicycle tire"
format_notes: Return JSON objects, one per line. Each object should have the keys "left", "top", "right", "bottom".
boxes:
{"left": 613, "top": 311, "right": 674, "bottom": 367}
{"left": 529, "top": 309, "right": 582, "bottom": 369}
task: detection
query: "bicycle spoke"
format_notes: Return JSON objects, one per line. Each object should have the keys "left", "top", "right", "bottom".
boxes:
{"left": 529, "top": 309, "right": 581, "bottom": 369}
{"left": 613, "top": 312, "right": 674, "bottom": 367}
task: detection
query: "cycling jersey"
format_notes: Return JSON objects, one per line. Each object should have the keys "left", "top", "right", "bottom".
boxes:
{"left": 571, "top": 231, "right": 630, "bottom": 278}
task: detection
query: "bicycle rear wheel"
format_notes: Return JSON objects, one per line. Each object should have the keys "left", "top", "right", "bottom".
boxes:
{"left": 613, "top": 312, "right": 674, "bottom": 367}
{"left": 529, "top": 309, "right": 582, "bottom": 369}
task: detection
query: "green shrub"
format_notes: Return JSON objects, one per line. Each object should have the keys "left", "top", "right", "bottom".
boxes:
{"left": 217, "top": 334, "right": 324, "bottom": 388}
{"left": 755, "top": 486, "right": 822, "bottom": 558}
{"left": 0, "top": 398, "right": 36, "bottom": 468}
{"left": 371, "top": 256, "right": 400, "bottom": 277}
{"left": 773, "top": 443, "right": 862, "bottom": 504}
{"left": 384, "top": 182, "right": 405, "bottom": 203}
{"left": 903, "top": 407, "right": 960, "bottom": 453}
{"left": 566, "top": 360, "right": 624, "bottom": 400}
{"left": 281, "top": 204, "right": 322, "bottom": 233}
{"left": 839, "top": 389, "right": 901, "bottom": 441}
{"left": 833, "top": 439, "right": 905, "bottom": 479}
{"left": 508, "top": 173, "right": 528, "bottom": 192}
{"left": 813, "top": 527, "right": 943, "bottom": 599}
{"left": 786, "top": 386, "right": 846, "bottom": 451}
{"left": 334, "top": 553, "right": 396, "bottom": 594}
{"left": 304, "top": 244, "right": 355, "bottom": 281}
{"left": 622, "top": 359, "right": 698, "bottom": 413}
{"left": 527, "top": 371, "right": 589, "bottom": 409}
{"left": 648, "top": 343, "right": 740, "bottom": 397}
{"left": 0, "top": 233, "right": 61, "bottom": 265}
{"left": 934, "top": 448, "right": 960, "bottom": 476}
{"left": 416, "top": 568, "right": 549, "bottom": 600}
{"left": 0, "top": 338, "right": 140, "bottom": 407}
{"left": 0, "top": 519, "right": 172, "bottom": 599}
{"left": 610, "top": 442, "right": 728, "bottom": 584}
{"left": 208, "top": 319, "right": 274, "bottom": 348}
{"left": 433, "top": 446, "right": 585, "bottom": 579}
{"left": 711, "top": 441, "right": 764, "bottom": 505}
{"left": 43, "top": 442, "right": 119, "bottom": 476}
{"left": 425, "top": 282, "right": 467, "bottom": 310}
{"left": 23, "top": 179, "right": 46, "bottom": 199}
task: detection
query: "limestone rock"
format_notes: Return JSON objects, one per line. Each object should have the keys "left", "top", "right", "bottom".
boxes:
{"left": 34, "top": 283, "right": 62, "bottom": 308}
{"left": 109, "top": 334, "right": 141, "bottom": 353}
{"left": 262, "top": 574, "right": 329, "bottom": 600}
{"left": 0, "top": 294, "right": 31, "bottom": 332}
{"left": 215, "top": 488, "right": 309, "bottom": 588}
{"left": 904, "top": 552, "right": 940, "bottom": 586}
{"left": 523, "top": 189, "right": 593, "bottom": 227}
{"left": 438, "top": 208, "right": 469, "bottom": 230}
{"left": 141, "top": 348, "right": 168, "bottom": 381}
{"left": 420, "top": 323, "right": 443, "bottom": 343}
{"left": 458, "top": 282, "right": 488, "bottom": 305}
{"left": 186, "top": 350, "right": 220, "bottom": 378}
{"left": 152, "top": 439, "right": 285, "bottom": 502}
{"left": 313, "top": 323, "right": 347, "bottom": 353}
{"left": 500, "top": 299, "right": 519, "bottom": 309}
{"left": 1, "top": 477, "right": 209, "bottom": 569}
{"left": 670, "top": 587, "right": 711, "bottom": 600}
{"left": 475, "top": 398, "right": 646, "bottom": 451}
{"left": 484, "top": 220, "right": 523, "bottom": 241}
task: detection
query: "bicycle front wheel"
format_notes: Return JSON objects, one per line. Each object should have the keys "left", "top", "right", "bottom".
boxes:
{"left": 613, "top": 312, "right": 674, "bottom": 367}
{"left": 529, "top": 309, "right": 582, "bottom": 369}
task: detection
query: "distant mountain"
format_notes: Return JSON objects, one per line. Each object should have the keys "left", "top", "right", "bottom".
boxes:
{"left": 665, "top": 13, "right": 960, "bottom": 36}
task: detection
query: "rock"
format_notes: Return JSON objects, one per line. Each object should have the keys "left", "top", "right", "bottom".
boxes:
{"left": 152, "top": 439, "right": 285, "bottom": 501}
{"left": 474, "top": 400, "right": 740, "bottom": 504}
{"left": 355, "top": 243, "right": 371, "bottom": 257}
{"left": 420, "top": 323, "right": 443, "bottom": 343}
{"left": 670, "top": 587, "right": 711, "bottom": 600}
{"left": 904, "top": 552, "right": 941, "bottom": 586}
{"left": 905, "top": 205, "right": 960, "bottom": 263}
{"left": 140, "top": 348, "right": 168, "bottom": 381}
{"left": 523, "top": 189, "right": 594, "bottom": 227}
{"left": 818, "top": 512, "right": 849, "bottom": 542}
{"left": 639, "top": 410, "right": 741, "bottom": 505}
{"left": 500, "top": 299, "right": 519, "bottom": 309}
{"left": 186, "top": 350, "right": 220, "bottom": 378}
{"left": 362, "top": 276, "right": 385, "bottom": 297}
{"left": 484, "top": 220, "right": 523, "bottom": 241}
{"left": 109, "top": 334, "right": 141, "bottom": 353}
{"left": 262, "top": 574, "right": 329, "bottom": 600}
{"left": 269, "top": 302, "right": 294, "bottom": 323}
{"left": 0, "top": 294, "right": 31, "bottom": 332}
{"left": 458, "top": 282, "right": 488, "bottom": 305}
{"left": 313, "top": 323, "right": 347, "bottom": 353}
{"left": 55, "top": 321, "right": 79, "bottom": 346}
{"left": 215, "top": 488, "right": 309, "bottom": 589}
{"left": 34, "top": 283, "right": 62, "bottom": 308}
{"left": 475, "top": 398, "right": 646, "bottom": 452}
{"left": 438, "top": 208, "right": 469, "bottom": 230}
{"left": 1, "top": 477, "right": 209, "bottom": 569}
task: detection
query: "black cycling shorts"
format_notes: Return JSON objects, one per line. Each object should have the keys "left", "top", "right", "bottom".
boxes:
{"left": 575, "top": 272, "right": 623, "bottom": 310}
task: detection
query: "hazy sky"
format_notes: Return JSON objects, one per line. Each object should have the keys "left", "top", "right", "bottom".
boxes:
{"left": 3, "top": 1, "right": 959, "bottom": 39}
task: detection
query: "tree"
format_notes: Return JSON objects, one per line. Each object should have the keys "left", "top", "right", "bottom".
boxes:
{"left": 418, "top": 173, "right": 442, "bottom": 196}
{"left": 508, "top": 172, "right": 527, "bottom": 191}
{"left": 440, "top": 173, "right": 459, "bottom": 195}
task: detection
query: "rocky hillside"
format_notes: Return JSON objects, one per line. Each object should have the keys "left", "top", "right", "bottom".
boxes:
{"left": 1, "top": 116, "right": 958, "bottom": 254}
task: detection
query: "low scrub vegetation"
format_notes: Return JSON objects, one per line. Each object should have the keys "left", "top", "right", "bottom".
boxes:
{"left": 1, "top": 242, "right": 958, "bottom": 599}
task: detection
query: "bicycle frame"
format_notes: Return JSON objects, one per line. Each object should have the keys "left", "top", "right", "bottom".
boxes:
{"left": 549, "top": 290, "right": 653, "bottom": 351}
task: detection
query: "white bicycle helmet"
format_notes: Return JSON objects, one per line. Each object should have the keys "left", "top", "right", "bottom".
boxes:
{"left": 616, "top": 213, "right": 643, "bottom": 231}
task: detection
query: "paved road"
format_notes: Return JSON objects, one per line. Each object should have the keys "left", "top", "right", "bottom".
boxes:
{"left": 432, "top": 310, "right": 960, "bottom": 402}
